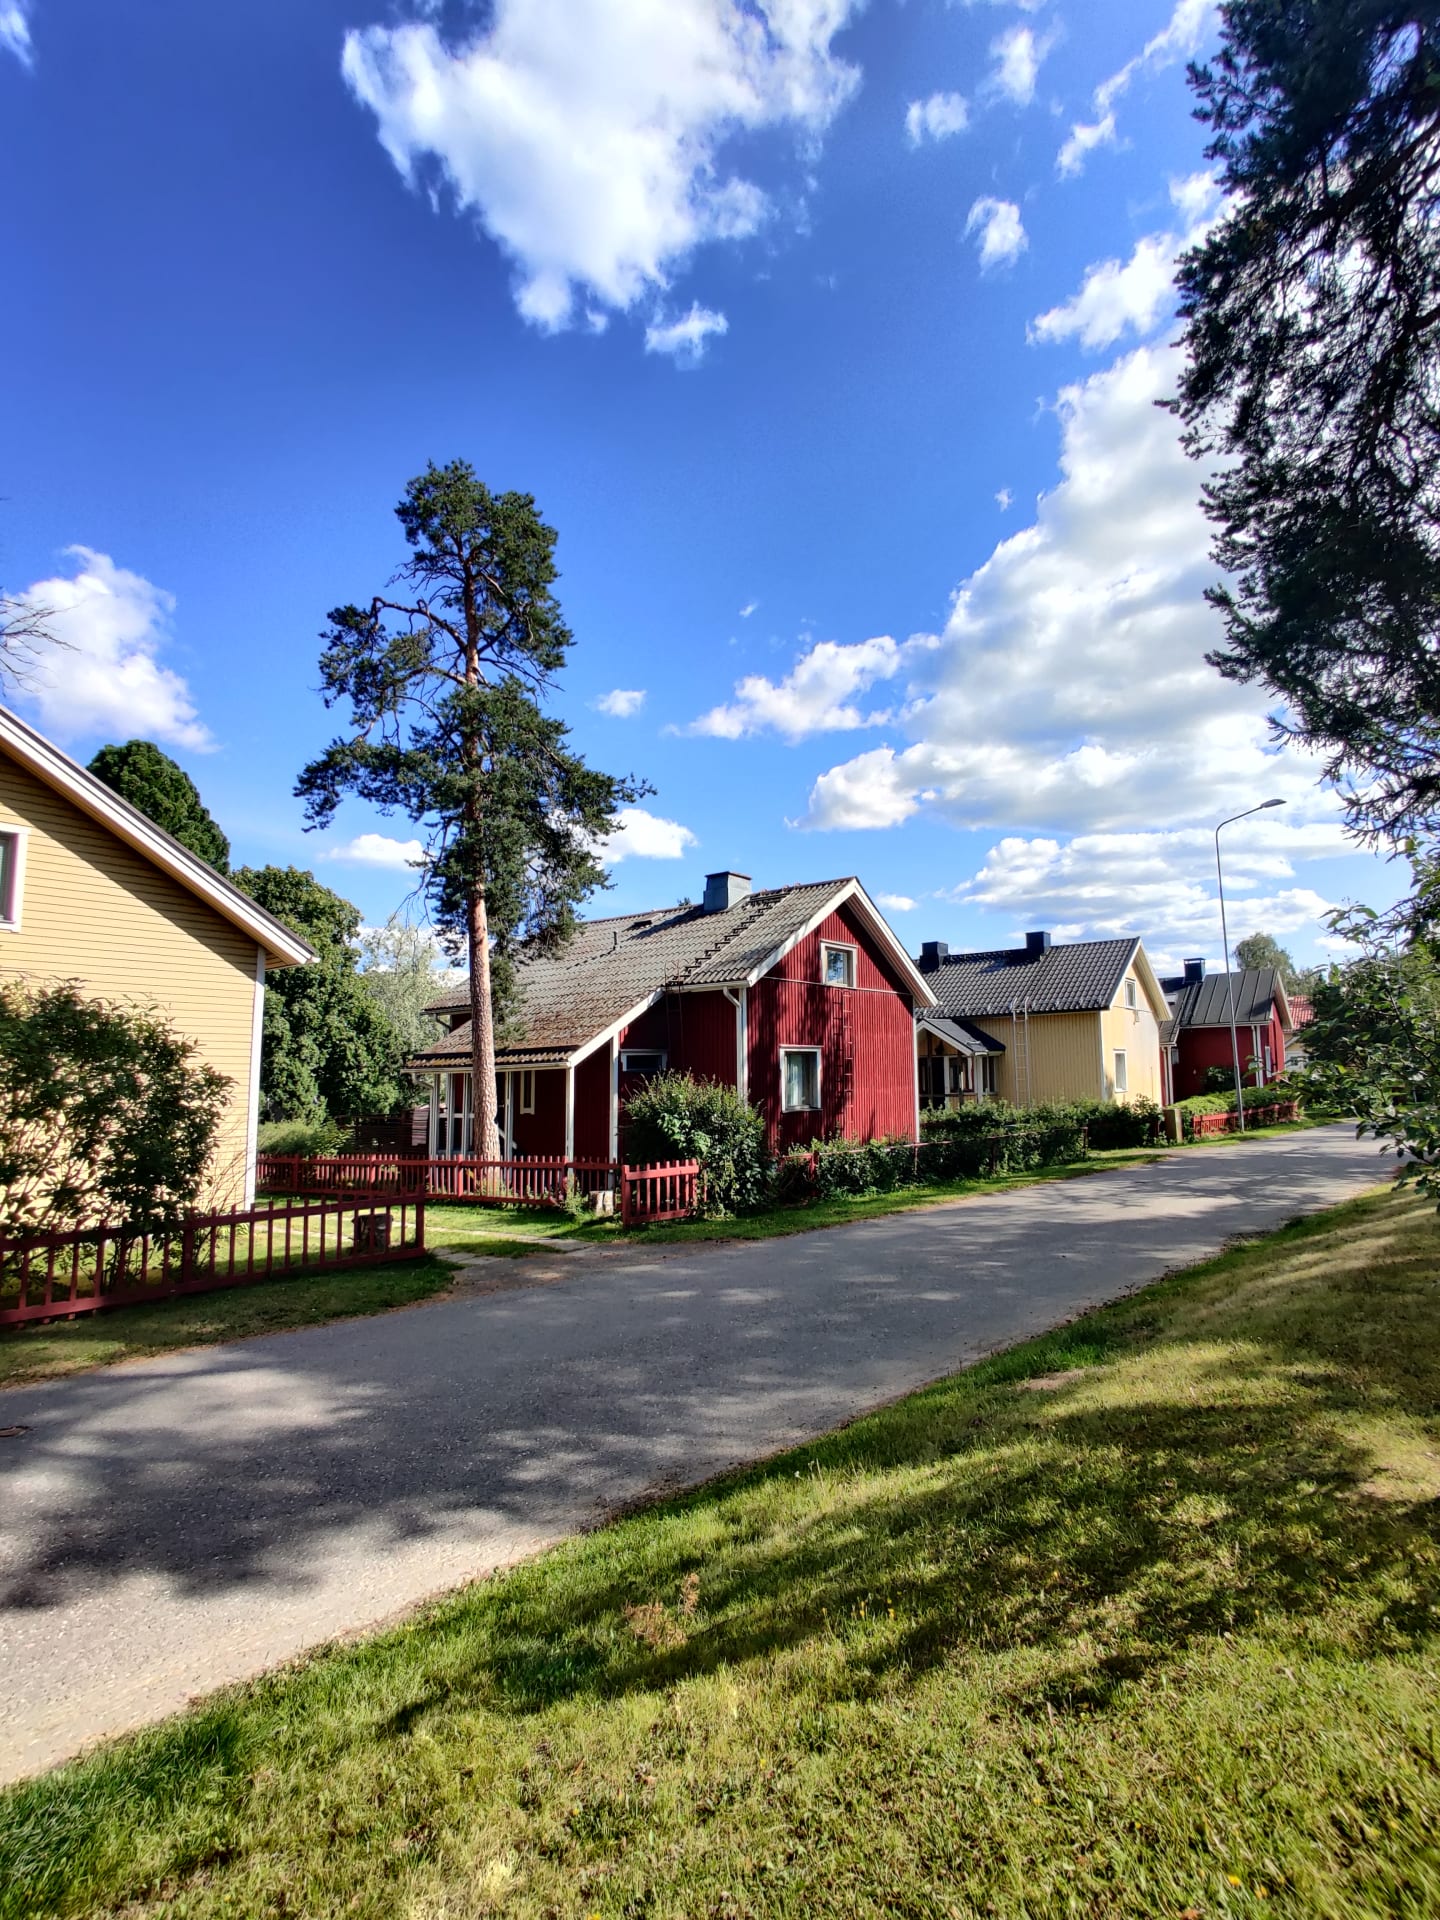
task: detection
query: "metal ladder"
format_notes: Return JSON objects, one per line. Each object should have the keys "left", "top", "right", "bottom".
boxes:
{"left": 1010, "top": 999, "right": 1032, "bottom": 1107}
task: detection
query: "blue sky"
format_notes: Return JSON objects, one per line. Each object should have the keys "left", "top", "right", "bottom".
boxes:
{"left": 0, "top": 0, "right": 1401, "bottom": 970}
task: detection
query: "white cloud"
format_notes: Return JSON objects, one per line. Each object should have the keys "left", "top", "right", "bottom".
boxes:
{"left": 739, "top": 599, "right": 758, "bottom": 618}
{"left": 1, "top": 2, "right": 31, "bottom": 66}
{"left": 689, "top": 634, "right": 906, "bottom": 740}
{"left": 342, "top": 0, "right": 862, "bottom": 333}
{"left": 988, "top": 25, "right": 1047, "bottom": 106}
{"left": 601, "top": 806, "right": 698, "bottom": 861}
{"left": 950, "top": 827, "right": 1338, "bottom": 957}
{"left": 965, "top": 196, "right": 1027, "bottom": 270}
{"left": 876, "top": 891, "right": 917, "bottom": 912}
{"left": 905, "top": 90, "right": 969, "bottom": 146}
{"left": 1058, "top": 0, "right": 1216, "bottom": 177}
{"left": 330, "top": 832, "right": 428, "bottom": 869}
{"left": 644, "top": 302, "right": 728, "bottom": 361}
{"left": 592, "top": 687, "right": 646, "bottom": 717}
{"left": 1030, "top": 173, "right": 1220, "bottom": 349}
{"left": 803, "top": 344, "right": 1344, "bottom": 862}
{"left": 995, "top": 486, "right": 1013, "bottom": 511}
{"left": 14, "top": 547, "right": 212, "bottom": 751}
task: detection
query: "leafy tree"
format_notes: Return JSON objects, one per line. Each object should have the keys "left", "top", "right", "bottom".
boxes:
{"left": 355, "top": 919, "right": 448, "bottom": 1063}
{"left": 0, "top": 979, "right": 229, "bottom": 1232}
{"left": 87, "top": 739, "right": 231, "bottom": 872}
{"left": 232, "top": 866, "right": 407, "bottom": 1124}
{"left": 1173, "top": 2, "right": 1440, "bottom": 848}
{"left": 623, "top": 1073, "right": 770, "bottom": 1218}
{"left": 1234, "top": 931, "right": 1298, "bottom": 980}
{"left": 296, "top": 460, "right": 648, "bottom": 1159}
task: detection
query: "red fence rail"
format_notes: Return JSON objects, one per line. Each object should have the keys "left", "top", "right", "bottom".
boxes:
{"left": 257, "top": 1153, "right": 620, "bottom": 1207}
{"left": 0, "top": 1196, "right": 426, "bottom": 1328}
{"left": 1190, "top": 1099, "right": 1300, "bottom": 1138}
{"left": 620, "top": 1160, "right": 702, "bottom": 1226}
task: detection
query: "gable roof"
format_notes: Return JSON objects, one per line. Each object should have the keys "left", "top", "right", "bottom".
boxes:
{"left": 411, "top": 877, "right": 935, "bottom": 1070}
{"left": 0, "top": 705, "right": 314, "bottom": 968}
{"left": 918, "top": 935, "right": 1162, "bottom": 1020}
{"left": 1168, "top": 968, "right": 1291, "bottom": 1031}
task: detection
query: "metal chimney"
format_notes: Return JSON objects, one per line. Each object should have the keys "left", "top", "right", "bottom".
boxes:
{"left": 703, "top": 871, "right": 752, "bottom": 914}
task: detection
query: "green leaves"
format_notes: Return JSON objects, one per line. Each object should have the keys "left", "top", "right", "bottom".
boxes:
{"left": 87, "top": 740, "right": 231, "bottom": 873}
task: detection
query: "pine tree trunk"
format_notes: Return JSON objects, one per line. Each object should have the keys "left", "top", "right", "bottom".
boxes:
{"left": 467, "top": 885, "right": 502, "bottom": 1161}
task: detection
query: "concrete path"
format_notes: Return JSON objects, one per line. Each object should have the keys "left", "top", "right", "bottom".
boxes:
{"left": 0, "top": 1125, "right": 1385, "bottom": 1783}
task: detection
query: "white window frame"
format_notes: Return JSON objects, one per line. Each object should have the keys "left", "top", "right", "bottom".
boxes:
{"left": 1124, "top": 976, "right": 1137, "bottom": 1009}
{"left": 0, "top": 826, "right": 28, "bottom": 933}
{"left": 518, "top": 1069, "right": 536, "bottom": 1114}
{"left": 619, "top": 1049, "right": 667, "bottom": 1077}
{"left": 781, "top": 1045, "right": 822, "bottom": 1113}
{"left": 1113, "top": 1049, "right": 1128, "bottom": 1094}
{"left": 820, "top": 941, "right": 856, "bottom": 990}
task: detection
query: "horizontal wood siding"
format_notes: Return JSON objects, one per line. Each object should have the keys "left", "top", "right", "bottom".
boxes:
{"left": 510, "top": 1067, "right": 566, "bottom": 1157}
{"left": 0, "top": 754, "right": 261, "bottom": 1202}
{"left": 748, "top": 902, "right": 916, "bottom": 1150}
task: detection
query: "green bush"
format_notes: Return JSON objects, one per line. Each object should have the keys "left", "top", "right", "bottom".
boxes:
{"left": 922, "top": 1096, "right": 1160, "bottom": 1152}
{"left": 782, "top": 1120, "right": 1090, "bottom": 1203}
{"left": 1203, "top": 1064, "right": 1237, "bottom": 1093}
{"left": 256, "top": 1116, "right": 348, "bottom": 1157}
{"left": 622, "top": 1073, "right": 770, "bottom": 1217}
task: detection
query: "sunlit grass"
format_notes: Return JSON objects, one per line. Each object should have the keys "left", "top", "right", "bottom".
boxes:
{"left": 3, "top": 1183, "right": 1436, "bottom": 1917}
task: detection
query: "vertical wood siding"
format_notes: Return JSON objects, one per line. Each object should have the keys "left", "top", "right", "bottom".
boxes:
{"left": 1100, "top": 975, "right": 1165, "bottom": 1103}
{"left": 573, "top": 1048, "right": 612, "bottom": 1160}
{"left": 1173, "top": 1006, "right": 1287, "bottom": 1099}
{"left": 0, "top": 755, "right": 261, "bottom": 1202}
{"left": 509, "top": 1067, "right": 567, "bottom": 1157}
{"left": 987, "top": 1010, "right": 1102, "bottom": 1107}
{"left": 746, "top": 902, "right": 916, "bottom": 1150}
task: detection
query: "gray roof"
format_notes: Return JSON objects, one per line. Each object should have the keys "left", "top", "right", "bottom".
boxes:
{"left": 918, "top": 937, "right": 1139, "bottom": 1019}
{"left": 916, "top": 1012, "right": 1006, "bottom": 1055}
{"left": 1168, "top": 968, "right": 1283, "bottom": 1030}
{"left": 410, "top": 879, "right": 858, "bottom": 1070}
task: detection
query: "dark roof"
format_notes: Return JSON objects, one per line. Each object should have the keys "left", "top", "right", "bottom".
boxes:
{"left": 410, "top": 878, "right": 869, "bottom": 1070}
{"left": 916, "top": 1012, "right": 1005, "bottom": 1055}
{"left": 918, "top": 936, "right": 1140, "bottom": 1019}
{"left": 1168, "top": 968, "right": 1283, "bottom": 1030}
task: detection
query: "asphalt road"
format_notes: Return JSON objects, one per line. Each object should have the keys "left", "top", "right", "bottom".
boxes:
{"left": 0, "top": 1125, "right": 1387, "bottom": 1784}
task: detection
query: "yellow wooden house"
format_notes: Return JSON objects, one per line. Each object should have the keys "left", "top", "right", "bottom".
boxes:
{"left": 915, "top": 931, "right": 1169, "bottom": 1109}
{"left": 0, "top": 706, "right": 313, "bottom": 1204}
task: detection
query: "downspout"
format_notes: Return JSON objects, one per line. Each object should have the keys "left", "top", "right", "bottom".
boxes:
{"left": 608, "top": 1034, "right": 620, "bottom": 1161}
{"left": 721, "top": 986, "right": 748, "bottom": 1101}
{"left": 564, "top": 1060, "right": 575, "bottom": 1161}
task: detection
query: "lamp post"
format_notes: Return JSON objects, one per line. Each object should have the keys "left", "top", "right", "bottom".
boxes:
{"left": 1215, "top": 798, "right": 1286, "bottom": 1132}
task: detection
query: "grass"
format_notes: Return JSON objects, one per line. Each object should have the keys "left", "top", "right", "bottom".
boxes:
{"left": 3, "top": 1180, "right": 1438, "bottom": 1917}
{"left": 0, "top": 1255, "right": 458, "bottom": 1391}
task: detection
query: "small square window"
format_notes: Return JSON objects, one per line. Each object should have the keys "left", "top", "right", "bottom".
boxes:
{"left": 1113, "top": 1049, "right": 1128, "bottom": 1094}
{"left": 1124, "top": 977, "right": 1137, "bottom": 1009}
{"left": 0, "top": 828, "right": 26, "bottom": 931}
{"left": 781, "top": 1047, "right": 821, "bottom": 1112}
{"left": 821, "top": 943, "right": 855, "bottom": 989}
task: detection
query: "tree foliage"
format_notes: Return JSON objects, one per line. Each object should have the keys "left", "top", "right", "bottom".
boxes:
{"left": 622, "top": 1073, "right": 770, "bottom": 1218}
{"left": 355, "top": 919, "right": 448, "bottom": 1063}
{"left": 87, "top": 739, "right": 231, "bottom": 872}
{"left": 296, "top": 460, "right": 647, "bottom": 1158}
{"left": 0, "top": 979, "right": 230, "bottom": 1232}
{"left": 1173, "top": 1, "right": 1440, "bottom": 845}
{"left": 232, "top": 866, "right": 408, "bottom": 1124}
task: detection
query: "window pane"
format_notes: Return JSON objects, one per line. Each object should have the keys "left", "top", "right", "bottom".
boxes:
{"left": 824, "top": 946, "right": 851, "bottom": 986}
{"left": 1114, "top": 1051, "right": 1128, "bottom": 1092}
{"left": 784, "top": 1050, "right": 819, "bottom": 1110}
{"left": 0, "top": 834, "right": 12, "bottom": 922}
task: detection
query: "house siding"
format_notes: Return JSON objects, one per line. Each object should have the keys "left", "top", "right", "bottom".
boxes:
{"left": 1172, "top": 1008, "right": 1287, "bottom": 1099}
{"left": 0, "top": 753, "right": 262, "bottom": 1203}
{"left": 748, "top": 902, "right": 916, "bottom": 1150}
{"left": 509, "top": 1066, "right": 567, "bottom": 1158}
{"left": 1100, "top": 973, "right": 1165, "bottom": 1103}
{"left": 981, "top": 1010, "right": 1103, "bottom": 1106}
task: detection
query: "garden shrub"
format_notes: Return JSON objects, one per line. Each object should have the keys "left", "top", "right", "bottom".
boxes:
{"left": 623, "top": 1072, "right": 770, "bottom": 1217}
{"left": 0, "top": 979, "right": 230, "bottom": 1233}
{"left": 257, "top": 1116, "right": 348, "bottom": 1158}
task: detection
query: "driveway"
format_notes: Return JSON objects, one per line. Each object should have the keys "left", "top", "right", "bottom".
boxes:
{"left": 0, "top": 1125, "right": 1386, "bottom": 1783}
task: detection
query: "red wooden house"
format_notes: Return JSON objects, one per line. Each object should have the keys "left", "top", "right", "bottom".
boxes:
{"left": 1159, "top": 959, "right": 1294, "bottom": 1102}
{"left": 408, "top": 871, "right": 936, "bottom": 1160}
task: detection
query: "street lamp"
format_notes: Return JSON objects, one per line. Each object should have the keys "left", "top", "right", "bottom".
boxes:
{"left": 1215, "top": 798, "right": 1286, "bottom": 1132}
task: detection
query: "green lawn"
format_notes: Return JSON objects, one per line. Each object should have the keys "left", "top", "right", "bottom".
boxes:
{"left": 4, "top": 1180, "right": 1436, "bottom": 1918}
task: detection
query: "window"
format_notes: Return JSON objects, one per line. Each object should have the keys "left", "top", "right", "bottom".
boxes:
{"left": 1124, "top": 977, "right": 1137, "bottom": 1009}
{"left": 1113, "top": 1050, "right": 1128, "bottom": 1094}
{"left": 619, "top": 1050, "right": 666, "bottom": 1077}
{"left": 979, "top": 1056, "right": 997, "bottom": 1096}
{"left": 518, "top": 1069, "right": 535, "bottom": 1114}
{"left": 781, "top": 1047, "right": 822, "bottom": 1112}
{"left": 947, "top": 1056, "right": 969, "bottom": 1095}
{"left": 821, "top": 942, "right": 855, "bottom": 989}
{"left": 0, "top": 828, "right": 25, "bottom": 931}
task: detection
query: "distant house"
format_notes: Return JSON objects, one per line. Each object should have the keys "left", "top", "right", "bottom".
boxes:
{"left": 914, "top": 931, "right": 1169, "bottom": 1107}
{"left": 1159, "top": 959, "right": 1293, "bottom": 1101}
{"left": 0, "top": 705, "right": 314, "bottom": 1203}
{"left": 409, "top": 871, "right": 936, "bottom": 1159}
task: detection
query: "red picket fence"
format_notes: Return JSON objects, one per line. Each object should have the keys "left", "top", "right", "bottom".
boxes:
{"left": 0, "top": 1196, "right": 426, "bottom": 1328}
{"left": 257, "top": 1153, "right": 620, "bottom": 1208}
{"left": 1190, "top": 1099, "right": 1300, "bottom": 1138}
{"left": 620, "top": 1160, "right": 702, "bottom": 1226}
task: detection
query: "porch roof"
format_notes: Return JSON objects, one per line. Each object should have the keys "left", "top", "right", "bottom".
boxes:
{"left": 916, "top": 1012, "right": 1006, "bottom": 1056}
